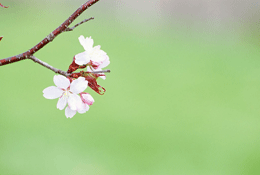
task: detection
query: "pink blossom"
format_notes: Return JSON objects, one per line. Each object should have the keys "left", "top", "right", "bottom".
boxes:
{"left": 80, "top": 92, "right": 94, "bottom": 105}
{"left": 64, "top": 105, "right": 90, "bottom": 118}
{"left": 75, "top": 35, "right": 110, "bottom": 75}
{"left": 43, "top": 75, "right": 88, "bottom": 118}
{"left": 64, "top": 93, "right": 94, "bottom": 118}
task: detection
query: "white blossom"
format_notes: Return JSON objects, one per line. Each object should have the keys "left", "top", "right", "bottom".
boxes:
{"left": 75, "top": 35, "right": 110, "bottom": 72}
{"left": 43, "top": 75, "right": 88, "bottom": 118}
{"left": 64, "top": 92, "right": 94, "bottom": 118}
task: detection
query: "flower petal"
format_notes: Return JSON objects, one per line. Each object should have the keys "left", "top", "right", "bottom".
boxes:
{"left": 79, "top": 35, "right": 93, "bottom": 52}
{"left": 68, "top": 93, "right": 84, "bottom": 111}
{"left": 99, "top": 74, "right": 106, "bottom": 80}
{"left": 70, "top": 77, "right": 88, "bottom": 94}
{"left": 90, "top": 47, "right": 107, "bottom": 62}
{"left": 80, "top": 93, "right": 94, "bottom": 105}
{"left": 57, "top": 96, "right": 68, "bottom": 110}
{"left": 65, "top": 106, "right": 77, "bottom": 118}
{"left": 100, "top": 56, "right": 110, "bottom": 69}
{"left": 43, "top": 86, "right": 63, "bottom": 99}
{"left": 53, "top": 75, "right": 70, "bottom": 89}
{"left": 75, "top": 52, "right": 90, "bottom": 65}
{"left": 89, "top": 50, "right": 109, "bottom": 69}
{"left": 78, "top": 104, "right": 89, "bottom": 114}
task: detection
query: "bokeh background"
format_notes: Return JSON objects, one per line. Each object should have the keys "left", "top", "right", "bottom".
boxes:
{"left": 1, "top": 0, "right": 260, "bottom": 174}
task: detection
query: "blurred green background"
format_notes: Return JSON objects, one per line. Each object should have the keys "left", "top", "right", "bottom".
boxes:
{"left": 1, "top": 0, "right": 260, "bottom": 174}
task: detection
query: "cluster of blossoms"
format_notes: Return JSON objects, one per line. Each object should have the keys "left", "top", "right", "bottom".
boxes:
{"left": 43, "top": 35, "right": 110, "bottom": 118}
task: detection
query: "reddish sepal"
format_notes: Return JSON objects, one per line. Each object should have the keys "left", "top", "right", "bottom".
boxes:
{"left": 67, "top": 57, "right": 79, "bottom": 73}
{"left": 79, "top": 65, "right": 87, "bottom": 69}
{"left": 70, "top": 73, "right": 81, "bottom": 79}
{"left": 0, "top": 37, "right": 2, "bottom": 41}
{"left": 67, "top": 56, "right": 88, "bottom": 73}
{"left": 85, "top": 75, "right": 106, "bottom": 95}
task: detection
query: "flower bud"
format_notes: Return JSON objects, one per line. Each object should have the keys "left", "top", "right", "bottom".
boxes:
{"left": 80, "top": 92, "right": 94, "bottom": 105}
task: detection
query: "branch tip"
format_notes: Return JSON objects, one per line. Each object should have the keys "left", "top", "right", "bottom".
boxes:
{"left": 91, "top": 69, "right": 111, "bottom": 74}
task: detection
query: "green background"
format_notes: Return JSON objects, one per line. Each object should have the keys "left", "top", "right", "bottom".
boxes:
{"left": 1, "top": 0, "right": 260, "bottom": 174}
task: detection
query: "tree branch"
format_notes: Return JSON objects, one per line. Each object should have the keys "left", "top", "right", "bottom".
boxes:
{"left": 0, "top": 0, "right": 99, "bottom": 66}
{"left": 28, "top": 55, "right": 71, "bottom": 77}
{"left": 64, "top": 17, "right": 94, "bottom": 32}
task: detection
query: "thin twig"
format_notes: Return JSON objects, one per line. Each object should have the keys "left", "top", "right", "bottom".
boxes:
{"left": 28, "top": 55, "right": 71, "bottom": 77}
{"left": 65, "top": 17, "right": 94, "bottom": 31}
{"left": 0, "top": 0, "right": 99, "bottom": 66}
{"left": 90, "top": 69, "right": 111, "bottom": 74}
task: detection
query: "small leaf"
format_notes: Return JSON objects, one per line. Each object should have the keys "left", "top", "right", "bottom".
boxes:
{"left": 0, "top": 3, "right": 8, "bottom": 8}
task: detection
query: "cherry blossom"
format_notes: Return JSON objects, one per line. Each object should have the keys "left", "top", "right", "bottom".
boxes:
{"left": 65, "top": 93, "right": 94, "bottom": 118}
{"left": 43, "top": 75, "right": 88, "bottom": 117}
{"left": 65, "top": 104, "right": 89, "bottom": 118}
{"left": 1, "top": 0, "right": 110, "bottom": 120}
{"left": 75, "top": 35, "right": 110, "bottom": 72}
{"left": 42, "top": 35, "right": 110, "bottom": 118}
{"left": 80, "top": 92, "right": 95, "bottom": 105}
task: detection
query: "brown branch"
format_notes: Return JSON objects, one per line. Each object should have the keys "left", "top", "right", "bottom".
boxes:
{"left": 65, "top": 17, "right": 94, "bottom": 32}
{"left": 0, "top": 0, "right": 99, "bottom": 66}
{"left": 28, "top": 55, "right": 71, "bottom": 77}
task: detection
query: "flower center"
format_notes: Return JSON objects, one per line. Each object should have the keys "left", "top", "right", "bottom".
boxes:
{"left": 63, "top": 89, "right": 72, "bottom": 98}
